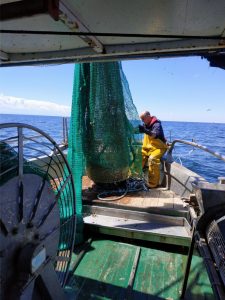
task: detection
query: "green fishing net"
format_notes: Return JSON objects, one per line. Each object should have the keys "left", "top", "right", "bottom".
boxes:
{"left": 67, "top": 61, "right": 142, "bottom": 243}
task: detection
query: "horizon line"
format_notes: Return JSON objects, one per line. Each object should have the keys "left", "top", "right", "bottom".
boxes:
{"left": 1, "top": 113, "right": 225, "bottom": 125}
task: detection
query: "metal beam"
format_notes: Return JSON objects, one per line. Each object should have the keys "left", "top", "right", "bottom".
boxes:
{"left": 0, "top": 50, "right": 8, "bottom": 60}
{"left": 1, "top": 29, "right": 225, "bottom": 40}
{"left": 58, "top": 0, "right": 104, "bottom": 54}
{"left": 1, "top": 38, "right": 224, "bottom": 67}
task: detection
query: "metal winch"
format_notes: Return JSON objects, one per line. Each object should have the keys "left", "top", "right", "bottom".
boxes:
{"left": 206, "top": 215, "right": 225, "bottom": 286}
{"left": 181, "top": 180, "right": 225, "bottom": 300}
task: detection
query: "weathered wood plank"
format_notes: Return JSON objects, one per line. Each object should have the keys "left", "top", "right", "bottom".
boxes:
{"left": 68, "top": 239, "right": 214, "bottom": 299}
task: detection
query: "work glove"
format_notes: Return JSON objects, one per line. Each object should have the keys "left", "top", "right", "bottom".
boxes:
{"left": 139, "top": 125, "right": 154, "bottom": 136}
{"left": 138, "top": 124, "right": 146, "bottom": 133}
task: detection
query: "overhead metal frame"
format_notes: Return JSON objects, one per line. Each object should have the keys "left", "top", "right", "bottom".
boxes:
{"left": 1, "top": 35, "right": 225, "bottom": 67}
{"left": 59, "top": 0, "right": 104, "bottom": 54}
{"left": 0, "top": 0, "right": 225, "bottom": 66}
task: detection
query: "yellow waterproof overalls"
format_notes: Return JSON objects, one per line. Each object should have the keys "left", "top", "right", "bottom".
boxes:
{"left": 142, "top": 134, "right": 167, "bottom": 188}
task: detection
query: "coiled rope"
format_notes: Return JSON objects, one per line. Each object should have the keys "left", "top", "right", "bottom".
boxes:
{"left": 97, "top": 178, "right": 147, "bottom": 201}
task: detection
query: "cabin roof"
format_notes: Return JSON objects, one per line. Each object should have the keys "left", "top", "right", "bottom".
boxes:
{"left": 0, "top": 0, "right": 225, "bottom": 66}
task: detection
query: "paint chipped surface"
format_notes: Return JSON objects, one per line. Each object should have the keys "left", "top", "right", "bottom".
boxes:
{"left": 67, "top": 239, "right": 214, "bottom": 299}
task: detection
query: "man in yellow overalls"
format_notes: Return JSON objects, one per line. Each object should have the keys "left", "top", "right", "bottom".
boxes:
{"left": 139, "top": 111, "right": 167, "bottom": 188}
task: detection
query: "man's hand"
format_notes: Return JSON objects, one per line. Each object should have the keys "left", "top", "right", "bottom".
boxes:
{"left": 138, "top": 124, "right": 145, "bottom": 133}
{"left": 139, "top": 125, "right": 156, "bottom": 137}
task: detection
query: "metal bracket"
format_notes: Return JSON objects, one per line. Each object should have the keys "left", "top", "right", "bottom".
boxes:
{"left": 0, "top": 50, "right": 8, "bottom": 61}
{"left": 59, "top": 0, "right": 104, "bottom": 53}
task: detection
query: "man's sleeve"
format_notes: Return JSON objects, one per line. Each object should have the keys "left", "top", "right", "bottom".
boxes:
{"left": 151, "top": 122, "right": 161, "bottom": 138}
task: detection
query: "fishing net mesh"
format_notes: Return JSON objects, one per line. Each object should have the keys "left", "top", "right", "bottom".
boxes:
{"left": 67, "top": 61, "right": 142, "bottom": 242}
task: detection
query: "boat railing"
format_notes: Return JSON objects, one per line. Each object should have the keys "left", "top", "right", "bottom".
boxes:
{"left": 167, "top": 139, "right": 225, "bottom": 164}
{"left": 1, "top": 118, "right": 69, "bottom": 148}
{"left": 62, "top": 117, "right": 68, "bottom": 145}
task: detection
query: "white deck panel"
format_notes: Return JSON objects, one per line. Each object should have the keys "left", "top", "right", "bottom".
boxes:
{"left": 84, "top": 213, "right": 190, "bottom": 238}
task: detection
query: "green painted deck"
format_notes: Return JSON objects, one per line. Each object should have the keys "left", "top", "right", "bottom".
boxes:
{"left": 66, "top": 239, "right": 214, "bottom": 300}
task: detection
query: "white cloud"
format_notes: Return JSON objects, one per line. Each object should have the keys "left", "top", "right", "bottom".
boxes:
{"left": 0, "top": 94, "right": 71, "bottom": 116}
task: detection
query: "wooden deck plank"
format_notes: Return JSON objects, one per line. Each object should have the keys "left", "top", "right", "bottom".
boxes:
{"left": 142, "top": 197, "right": 159, "bottom": 208}
{"left": 68, "top": 239, "right": 214, "bottom": 300}
{"left": 134, "top": 246, "right": 184, "bottom": 298}
{"left": 157, "top": 197, "right": 174, "bottom": 209}
{"left": 173, "top": 197, "right": 185, "bottom": 210}
{"left": 82, "top": 176, "right": 189, "bottom": 213}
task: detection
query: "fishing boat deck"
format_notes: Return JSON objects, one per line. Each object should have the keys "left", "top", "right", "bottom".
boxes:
{"left": 82, "top": 176, "right": 192, "bottom": 247}
{"left": 67, "top": 237, "right": 214, "bottom": 300}
{"left": 82, "top": 176, "right": 189, "bottom": 217}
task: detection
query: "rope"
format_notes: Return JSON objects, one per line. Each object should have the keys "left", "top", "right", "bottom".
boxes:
{"left": 97, "top": 178, "right": 147, "bottom": 201}
{"left": 97, "top": 186, "right": 128, "bottom": 201}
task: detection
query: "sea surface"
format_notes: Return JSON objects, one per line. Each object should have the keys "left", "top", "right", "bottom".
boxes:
{"left": 1, "top": 114, "right": 225, "bottom": 183}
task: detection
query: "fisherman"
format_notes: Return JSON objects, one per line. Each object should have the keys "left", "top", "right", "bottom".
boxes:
{"left": 139, "top": 111, "right": 167, "bottom": 188}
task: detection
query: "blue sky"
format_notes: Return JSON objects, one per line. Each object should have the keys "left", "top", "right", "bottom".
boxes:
{"left": 0, "top": 56, "right": 224, "bottom": 123}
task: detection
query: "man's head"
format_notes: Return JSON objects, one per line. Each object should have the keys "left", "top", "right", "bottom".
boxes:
{"left": 140, "top": 111, "right": 152, "bottom": 125}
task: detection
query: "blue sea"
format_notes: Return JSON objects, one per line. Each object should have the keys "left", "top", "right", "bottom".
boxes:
{"left": 1, "top": 114, "right": 225, "bottom": 183}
